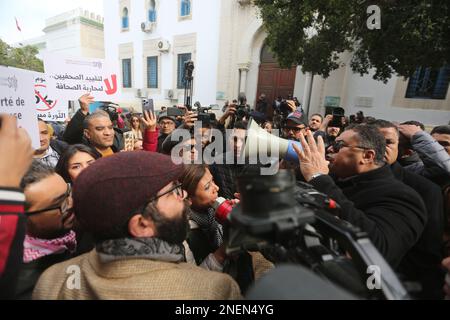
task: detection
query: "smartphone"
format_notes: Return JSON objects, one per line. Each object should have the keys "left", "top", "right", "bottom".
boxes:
{"left": 325, "top": 107, "right": 345, "bottom": 127}
{"left": 142, "top": 99, "right": 154, "bottom": 114}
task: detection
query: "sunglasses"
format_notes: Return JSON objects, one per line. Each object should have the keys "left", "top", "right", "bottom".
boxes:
{"left": 26, "top": 183, "right": 72, "bottom": 217}
{"left": 284, "top": 126, "right": 305, "bottom": 133}
{"left": 329, "top": 140, "right": 372, "bottom": 153}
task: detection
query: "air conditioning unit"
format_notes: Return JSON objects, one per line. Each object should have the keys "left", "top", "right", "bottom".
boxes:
{"left": 164, "top": 89, "right": 174, "bottom": 100}
{"left": 141, "top": 21, "right": 153, "bottom": 33}
{"left": 157, "top": 40, "right": 170, "bottom": 52}
{"left": 136, "top": 89, "right": 147, "bottom": 98}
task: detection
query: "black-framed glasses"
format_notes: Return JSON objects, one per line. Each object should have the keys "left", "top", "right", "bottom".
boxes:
{"left": 329, "top": 140, "right": 372, "bottom": 153}
{"left": 148, "top": 183, "right": 184, "bottom": 203}
{"left": 26, "top": 183, "right": 72, "bottom": 217}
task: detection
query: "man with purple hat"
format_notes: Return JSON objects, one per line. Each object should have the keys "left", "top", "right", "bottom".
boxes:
{"left": 32, "top": 152, "right": 241, "bottom": 300}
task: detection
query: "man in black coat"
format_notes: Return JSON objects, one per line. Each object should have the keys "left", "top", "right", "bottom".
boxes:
{"left": 63, "top": 94, "right": 124, "bottom": 157}
{"left": 374, "top": 119, "right": 445, "bottom": 299}
{"left": 292, "top": 125, "right": 427, "bottom": 269}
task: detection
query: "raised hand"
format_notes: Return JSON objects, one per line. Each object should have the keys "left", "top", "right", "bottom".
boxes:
{"left": 141, "top": 110, "right": 157, "bottom": 131}
{"left": 78, "top": 93, "right": 95, "bottom": 115}
{"left": 292, "top": 130, "right": 329, "bottom": 182}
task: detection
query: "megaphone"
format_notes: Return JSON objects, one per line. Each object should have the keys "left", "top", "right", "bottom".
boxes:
{"left": 243, "top": 118, "right": 302, "bottom": 163}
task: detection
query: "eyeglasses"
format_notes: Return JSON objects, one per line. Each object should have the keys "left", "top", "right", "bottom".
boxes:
{"left": 148, "top": 182, "right": 184, "bottom": 203}
{"left": 284, "top": 126, "right": 305, "bottom": 133}
{"left": 329, "top": 140, "right": 372, "bottom": 153}
{"left": 26, "top": 183, "right": 72, "bottom": 217}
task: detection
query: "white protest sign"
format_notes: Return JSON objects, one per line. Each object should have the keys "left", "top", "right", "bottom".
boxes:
{"left": 34, "top": 72, "right": 68, "bottom": 122}
{"left": 0, "top": 66, "right": 40, "bottom": 149}
{"left": 43, "top": 52, "right": 119, "bottom": 101}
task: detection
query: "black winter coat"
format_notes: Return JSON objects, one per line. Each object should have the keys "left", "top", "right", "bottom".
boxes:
{"left": 391, "top": 162, "right": 445, "bottom": 299}
{"left": 309, "top": 165, "right": 427, "bottom": 268}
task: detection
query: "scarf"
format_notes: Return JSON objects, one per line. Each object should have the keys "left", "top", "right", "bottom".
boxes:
{"left": 96, "top": 237, "right": 186, "bottom": 263}
{"left": 189, "top": 207, "right": 223, "bottom": 250}
{"left": 23, "top": 230, "right": 77, "bottom": 263}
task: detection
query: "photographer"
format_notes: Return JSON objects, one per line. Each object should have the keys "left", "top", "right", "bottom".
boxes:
{"left": 63, "top": 93, "right": 124, "bottom": 157}
{"left": 292, "top": 127, "right": 426, "bottom": 268}
{"left": 156, "top": 112, "right": 177, "bottom": 152}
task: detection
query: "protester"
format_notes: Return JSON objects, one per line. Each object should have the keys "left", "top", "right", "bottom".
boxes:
{"left": 373, "top": 119, "right": 445, "bottom": 299}
{"left": 293, "top": 126, "right": 426, "bottom": 268}
{"left": 398, "top": 123, "right": 450, "bottom": 187}
{"left": 308, "top": 113, "right": 323, "bottom": 132}
{"left": 282, "top": 110, "right": 307, "bottom": 141}
{"left": 156, "top": 112, "right": 177, "bottom": 152}
{"left": 0, "top": 115, "right": 33, "bottom": 299}
{"left": 55, "top": 144, "right": 99, "bottom": 184}
{"left": 33, "top": 119, "right": 68, "bottom": 168}
{"left": 141, "top": 110, "right": 159, "bottom": 153}
{"left": 262, "top": 120, "right": 273, "bottom": 133}
{"left": 129, "top": 113, "right": 143, "bottom": 141}
{"left": 63, "top": 93, "right": 124, "bottom": 156}
{"left": 14, "top": 161, "right": 75, "bottom": 299}
{"left": 181, "top": 164, "right": 273, "bottom": 292}
{"left": 32, "top": 152, "right": 241, "bottom": 299}
{"left": 431, "top": 125, "right": 450, "bottom": 156}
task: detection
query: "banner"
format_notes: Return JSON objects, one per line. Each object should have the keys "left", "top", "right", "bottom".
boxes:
{"left": 43, "top": 52, "right": 119, "bottom": 101}
{"left": 0, "top": 66, "right": 40, "bottom": 149}
{"left": 34, "top": 72, "right": 68, "bottom": 122}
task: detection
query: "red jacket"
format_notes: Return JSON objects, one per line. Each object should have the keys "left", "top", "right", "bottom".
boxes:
{"left": 143, "top": 128, "right": 159, "bottom": 152}
{"left": 0, "top": 188, "right": 26, "bottom": 299}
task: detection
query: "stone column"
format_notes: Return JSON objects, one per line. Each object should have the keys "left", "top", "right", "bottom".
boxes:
{"left": 238, "top": 62, "right": 251, "bottom": 94}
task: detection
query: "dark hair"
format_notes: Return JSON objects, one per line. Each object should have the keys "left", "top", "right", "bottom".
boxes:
{"left": 310, "top": 113, "right": 323, "bottom": 121}
{"left": 83, "top": 110, "right": 110, "bottom": 130}
{"left": 55, "top": 144, "right": 100, "bottom": 183}
{"left": 20, "top": 160, "right": 55, "bottom": 190}
{"left": 180, "top": 164, "right": 208, "bottom": 199}
{"left": 234, "top": 121, "right": 248, "bottom": 130}
{"left": 431, "top": 125, "right": 450, "bottom": 135}
{"left": 401, "top": 120, "right": 425, "bottom": 131}
{"left": 345, "top": 124, "right": 386, "bottom": 166}
{"left": 369, "top": 119, "right": 399, "bottom": 135}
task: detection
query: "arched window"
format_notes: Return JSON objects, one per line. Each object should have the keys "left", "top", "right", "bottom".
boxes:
{"left": 180, "top": 0, "right": 191, "bottom": 17}
{"left": 122, "top": 7, "right": 129, "bottom": 29}
{"left": 148, "top": 0, "right": 156, "bottom": 22}
{"left": 260, "top": 44, "right": 277, "bottom": 64}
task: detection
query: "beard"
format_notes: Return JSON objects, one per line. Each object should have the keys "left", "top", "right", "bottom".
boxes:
{"left": 153, "top": 200, "right": 190, "bottom": 245}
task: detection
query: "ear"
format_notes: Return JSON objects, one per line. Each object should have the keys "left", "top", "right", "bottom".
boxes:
{"left": 83, "top": 128, "right": 91, "bottom": 140}
{"left": 361, "top": 149, "right": 376, "bottom": 164}
{"left": 128, "top": 214, "right": 156, "bottom": 238}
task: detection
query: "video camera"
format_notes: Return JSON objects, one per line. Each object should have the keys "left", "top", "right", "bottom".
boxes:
{"left": 325, "top": 106, "right": 345, "bottom": 128}
{"left": 226, "top": 170, "right": 410, "bottom": 300}
{"left": 98, "top": 102, "right": 120, "bottom": 122}
{"left": 193, "top": 101, "right": 216, "bottom": 126}
{"left": 235, "top": 93, "right": 249, "bottom": 121}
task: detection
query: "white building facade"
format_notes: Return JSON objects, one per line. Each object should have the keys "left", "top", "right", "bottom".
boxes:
{"left": 18, "top": 8, "right": 105, "bottom": 59}
{"left": 104, "top": 0, "right": 450, "bottom": 125}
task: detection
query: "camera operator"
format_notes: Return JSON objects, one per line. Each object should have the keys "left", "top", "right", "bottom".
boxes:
{"left": 63, "top": 93, "right": 124, "bottom": 157}
{"left": 292, "top": 126, "right": 426, "bottom": 269}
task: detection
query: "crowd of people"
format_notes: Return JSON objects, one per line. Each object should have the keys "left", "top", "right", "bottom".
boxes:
{"left": 0, "top": 90, "right": 449, "bottom": 300}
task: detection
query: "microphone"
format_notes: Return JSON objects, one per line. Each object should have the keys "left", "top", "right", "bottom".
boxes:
{"left": 212, "top": 197, "right": 234, "bottom": 225}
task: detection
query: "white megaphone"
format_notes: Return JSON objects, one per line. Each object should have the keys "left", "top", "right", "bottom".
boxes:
{"left": 243, "top": 118, "right": 303, "bottom": 163}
